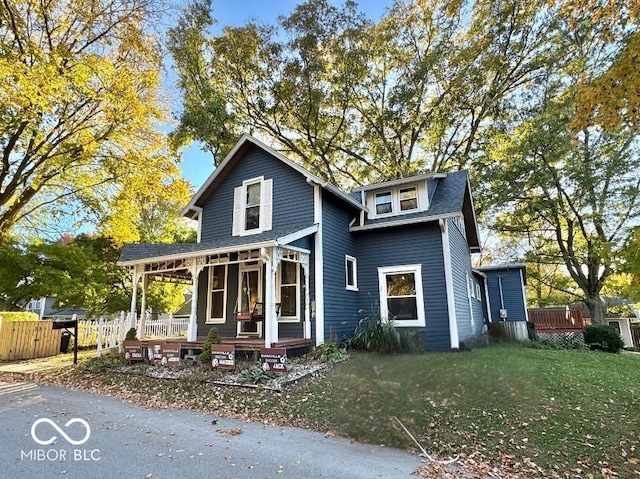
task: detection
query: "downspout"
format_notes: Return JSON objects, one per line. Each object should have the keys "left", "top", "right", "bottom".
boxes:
{"left": 483, "top": 276, "right": 493, "bottom": 323}
{"left": 498, "top": 276, "right": 505, "bottom": 321}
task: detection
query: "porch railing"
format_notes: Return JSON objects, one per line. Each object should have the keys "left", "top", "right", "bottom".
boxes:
{"left": 141, "top": 314, "right": 190, "bottom": 339}
{"left": 74, "top": 312, "right": 189, "bottom": 357}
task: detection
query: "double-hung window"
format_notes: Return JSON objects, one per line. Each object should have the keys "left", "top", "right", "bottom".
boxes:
{"left": 372, "top": 184, "right": 420, "bottom": 217}
{"left": 375, "top": 192, "right": 393, "bottom": 215}
{"left": 207, "top": 265, "right": 227, "bottom": 324}
{"left": 233, "top": 176, "right": 273, "bottom": 236}
{"left": 399, "top": 186, "right": 418, "bottom": 211}
{"left": 245, "top": 181, "right": 261, "bottom": 231}
{"left": 278, "top": 261, "right": 299, "bottom": 322}
{"left": 378, "top": 264, "right": 425, "bottom": 327}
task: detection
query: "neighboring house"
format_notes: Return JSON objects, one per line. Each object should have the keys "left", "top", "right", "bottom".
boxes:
{"left": 24, "top": 297, "right": 86, "bottom": 320}
{"left": 24, "top": 297, "right": 57, "bottom": 320}
{"left": 118, "top": 134, "right": 527, "bottom": 351}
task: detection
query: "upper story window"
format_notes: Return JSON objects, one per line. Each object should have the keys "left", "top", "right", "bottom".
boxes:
{"left": 399, "top": 187, "right": 418, "bottom": 211}
{"left": 375, "top": 192, "right": 392, "bottom": 215}
{"left": 369, "top": 183, "right": 422, "bottom": 219}
{"left": 233, "top": 176, "right": 273, "bottom": 236}
{"left": 245, "top": 181, "right": 261, "bottom": 231}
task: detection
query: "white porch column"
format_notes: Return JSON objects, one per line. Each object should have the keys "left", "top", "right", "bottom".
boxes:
{"left": 262, "top": 247, "right": 281, "bottom": 348}
{"left": 186, "top": 257, "right": 206, "bottom": 342}
{"left": 138, "top": 274, "right": 149, "bottom": 339}
{"left": 301, "top": 253, "right": 311, "bottom": 340}
{"left": 130, "top": 265, "right": 143, "bottom": 331}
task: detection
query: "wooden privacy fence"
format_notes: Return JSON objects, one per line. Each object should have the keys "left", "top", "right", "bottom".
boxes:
{"left": 0, "top": 320, "right": 62, "bottom": 360}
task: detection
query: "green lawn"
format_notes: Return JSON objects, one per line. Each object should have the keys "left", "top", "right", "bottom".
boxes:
{"left": 284, "top": 347, "right": 640, "bottom": 477}
{"left": 21, "top": 346, "right": 640, "bottom": 477}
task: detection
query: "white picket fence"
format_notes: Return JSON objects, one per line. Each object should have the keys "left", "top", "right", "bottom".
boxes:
{"left": 75, "top": 313, "right": 190, "bottom": 357}
{"left": 142, "top": 315, "right": 190, "bottom": 339}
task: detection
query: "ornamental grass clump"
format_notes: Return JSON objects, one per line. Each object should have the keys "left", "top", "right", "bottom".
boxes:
{"left": 348, "top": 313, "right": 421, "bottom": 354}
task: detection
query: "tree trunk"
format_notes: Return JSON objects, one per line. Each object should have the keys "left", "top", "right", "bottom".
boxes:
{"left": 585, "top": 296, "right": 606, "bottom": 325}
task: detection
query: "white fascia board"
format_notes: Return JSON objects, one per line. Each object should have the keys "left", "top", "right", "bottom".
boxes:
{"left": 276, "top": 224, "right": 319, "bottom": 245}
{"left": 464, "top": 175, "right": 482, "bottom": 251}
{"left": 475, "top": 263, "right": 527, "bottom": 272}
{"left": 352, "top": 173, "right": 447, "bottom": 193}
{"left": 349, "top": 212, "right": 460, "bottom": 232}
{"left": 180, "top": 134, "right": 255, "bottom": 218}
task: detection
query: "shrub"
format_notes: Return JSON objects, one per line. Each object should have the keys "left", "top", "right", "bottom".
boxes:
{"left": 0, "top": 311, "right": 39, "bottom": 322}
{"left": 198, "top": 327, "right": 222, "bottom": 364}
{"left": 124, "top": 328, "right": 138, "bottom": 341}
{"left": 308, "top": 342, "right": 347, "bottom": 362}
{"left": 583, "top": 324, "right": 625, "bottom": 353}
{"left": 348, "top": 313, "right": 421, "bottom": 354}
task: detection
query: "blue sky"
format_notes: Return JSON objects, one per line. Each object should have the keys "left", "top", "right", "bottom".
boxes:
{"left": 174, "top": 0, "right": 393, "bottom": 190}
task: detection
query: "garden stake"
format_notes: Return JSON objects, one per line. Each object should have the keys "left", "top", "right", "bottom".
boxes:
{"left": 391, "top": 415, "right": 459, "bottom": 465}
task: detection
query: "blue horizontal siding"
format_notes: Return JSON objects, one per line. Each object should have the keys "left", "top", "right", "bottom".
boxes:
{"left": 321, "top": 192, "right": 360, "bottom": 343}
{"left": 484, "top": 268, "right": 527, "bottom": 322}
{"left": 200, "top": 145, "right": 315, "bottom": 242}
{"left": 354, "top": 222, "right": 450, "bottom": 351}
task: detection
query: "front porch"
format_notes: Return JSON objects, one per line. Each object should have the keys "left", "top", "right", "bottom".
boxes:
{"left": 119, "top": 240, "right": 314, "bottom": 350}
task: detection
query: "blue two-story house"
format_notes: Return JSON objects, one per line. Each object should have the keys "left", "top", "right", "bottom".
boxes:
{"left": 118, "top": 134, "right": 527, "bottom": 351}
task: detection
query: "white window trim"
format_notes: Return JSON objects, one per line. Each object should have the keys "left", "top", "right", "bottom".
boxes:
{"left": 277, "top": 261, "right": 300, "bottom": 323}
{"left": 370, "top": 183, "right": 422, "bottom": 219}
{"left": 345, "top": 255, "right": 358, "bottom": 291}
{"left": 378, "top": 264, "right": 425, "bottom": 327}
{"left": 233, "top": 176, "right": 273, "bottom": 237}
{"left": 206, "top": 264, "right": 227, "bottom": 324}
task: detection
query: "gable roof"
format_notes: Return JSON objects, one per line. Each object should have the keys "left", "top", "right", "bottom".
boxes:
{"left": 350, "top": 170, "right": 481, "bottom": 251}
{"left": 181, "top": 133, "right": 366, "bottom": 219}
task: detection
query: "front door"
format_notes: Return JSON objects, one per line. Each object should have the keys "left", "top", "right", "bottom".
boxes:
{"left": 237, "top": 264, "right": 262, "bottom": 337}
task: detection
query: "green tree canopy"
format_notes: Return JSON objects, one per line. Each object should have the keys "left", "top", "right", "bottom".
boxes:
{"left": 168, "top": 0, "right": 560, "bottom": 188}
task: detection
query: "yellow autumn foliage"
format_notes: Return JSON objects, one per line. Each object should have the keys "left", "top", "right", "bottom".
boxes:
{"left": 0, "top": 0, "right": 180, "bottom": 240}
